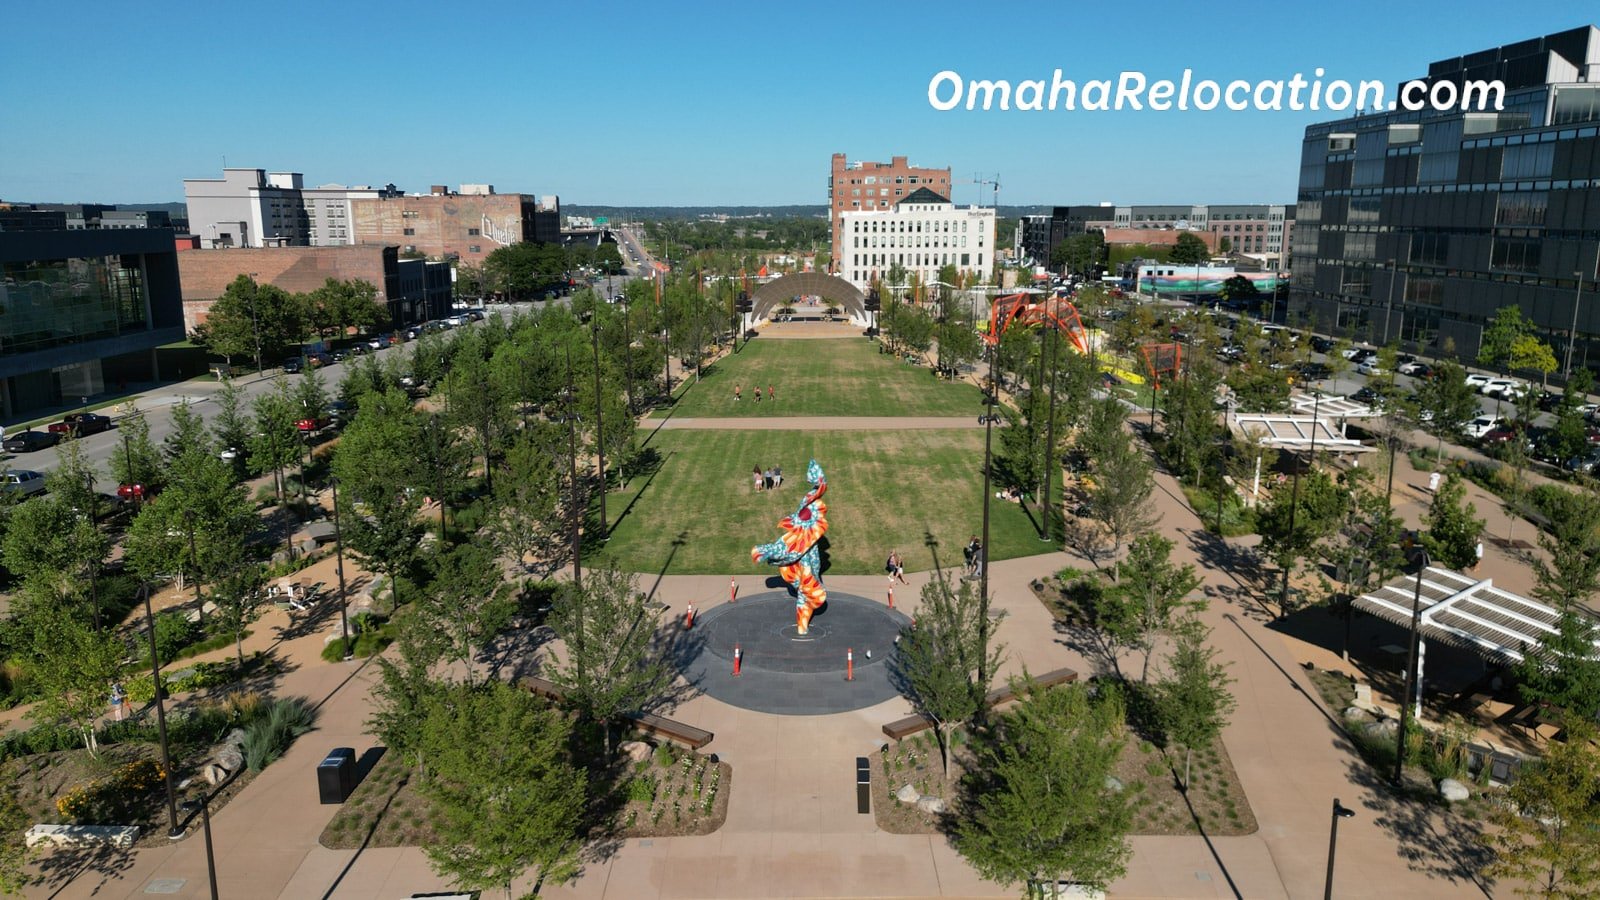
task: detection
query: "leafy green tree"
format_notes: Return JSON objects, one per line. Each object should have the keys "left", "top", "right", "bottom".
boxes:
{"left": 1167, "top": 232, "right": 1210, "bottom": 265}
{"left": 546, "top": 565, "right": 671, "bottom": 754}
{"left": 248, "top": 379, "right": 302, "bottom": 502}
{"left": 189, "top": 275, "right": 305, "bottom": 367}
{"left": 211, "top": 563, "right": 266, "bottom": 666}
{"left": 445, "top": 331, "right": 510, "bottom": 491}
{"left": 419, "top": 681, "right": 588, "bottom": 900}
{"left": 24, "top": 603, "right": 124, "bottom": 756}
{"left": 1155, "top": 619, "right": 1237, "bottom": 789}
{"left": 953, "top": 682, "right": 1131, "bottom": 896}
{"left": 332, "top": 389, "right": 426, "bottom": 609}
{"left": 304, "top": 278, "right": 385, "bottom": 341}
{"left": 1093, "top": 534, "right": 1204, "bottom": 681}
{"left": 0, "top": 764, "right": 32, "bottom": 894}
{"left": 163, "top": 400, "right": 212, "bottom": 465}
{"left": 483, "top": 241, "right": 569, "bottom": 300}
{"left": 1529, "top": 485, "right": 1600, "bottom": 613}
{"left": 1511, "top": 334, "right": 1559, "bottom": 386}
{"left": 416, "top": 543, "right": 515, "bottom": 685}
{"left": 368, "top": 614, "right": 450, "bottom": 774}
{"left": 492, "top": 426, "right": 567, "bottom": 575}
{"left": 1050, "top": 232, "right": 1105, "bottom": 277}
{"left": 1515, "top": 611, "right": 1600, "bottom": 728}
{"left": 1544, "top": 370, "right": 1595, "bottom": 465}
{"left": 1414, "top": 360, "right": 1483, "bottom": 463}
{"left": 1217, "top": 275, "right": 1260, "bottom": 306}
{"left": 1481, "top": 728, "right": 1600, "bottom": 899}
{"left": 1085, "top": 428, "right": 1156, "bottom": 557}
{"left": 1255, "top": 468, "right": 1350, "bottom": 613}
{"left": 1478, "top": 305, "right": 1534, "bottom": 373}
{"left": 109, "top": 404, "right": 165, "bottom": 493}
{"left": 891, "top": 574, "right": 1003, "bottom": 780}
{"left": 0, "top": 495, "right": 106, "bottom": 609}
{"left": 1420, "top": 472, "right": 1485, "bottom": 570}
{"left": 211, "top": 380, "right": 251, "bottom": 465}
{"left": 294, "top": 365, "right": 330, "bottom": 423}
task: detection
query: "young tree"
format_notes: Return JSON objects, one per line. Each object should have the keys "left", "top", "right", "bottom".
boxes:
{"left": 415, "top": 543, "right": 515, "bottom": 685}
{"left": 331, "top": 389, "right": 426, "bottom": 609}
{"left": 188, "top": 275, "right": 305, "bottom": 366}
{"left": 1168, "top": 232, "right": 1210, "bottom": 265}
{"left": 953, "top": 682, "right": 1132, "bottom": 896}
{"left": 0, "top": 495, "right": 107, "bottom": 610}
{"left": 1481, "top": 728, "right": 1600, "bottom": 899}
{"left": 211, "top": 379, "right": 252, "bottom": 466}
{"left": 1515, "top": 611, "right": 1600, "bottom": 728}
{"left": 1420, "top": 472, "right": 1484, "bottom": 571}
{"left": 1511, "top": 334, "right": 1560, "bottom": 387}
{"left": 109, "top": 403, "right": 165, "bottom": 493}
{"left": 891, "top": 575, "right": 1004, "bottom": 780}
{"left": 249, "top": 379, "right": 302, "bottom": 502}
{"left": 491, "top": 426, "right": 567, "bottom": 574}
{"left": 1155, "top": 618, "right": 1237, "bottom": 789}
{"left": 0, "top": 764, "right": 32, "bottom": 895}
{"left": 1529, "top": 485, "right": 1600, "bottom": 613}
{"left": 24, "top": 603, "right": 124, "bottom": 756}
{"left": 1255, "top": 467, "right": 1350, "bottom": 611}
{"left": 210, "top": 563, "right": 266, "bottom": 666}
{"left": 444, "top": 332, "right": 510, "bottom": 491}
{"left": 545, "top": 565, "right": 671, "bottom": 754}
{"left": 1414, "top": 360, "right": 1483, "bottom": 463}
{"left": 419, "top": 682, "right": 588, "bottom": 900}
{"left": 1478, "top": 305, "right": 1534, "bottom": 373}
{"left": 1093, "top": 534, "right": 1204, "bottom": 681}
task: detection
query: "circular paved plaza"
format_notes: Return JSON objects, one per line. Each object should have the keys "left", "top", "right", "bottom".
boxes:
{"left": 680, "top": 590, "right": 910, "bottom": 715}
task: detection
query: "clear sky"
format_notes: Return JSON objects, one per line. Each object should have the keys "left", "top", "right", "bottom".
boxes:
{"left": 1, "top": 0, "right": 1595, "bottom": 207}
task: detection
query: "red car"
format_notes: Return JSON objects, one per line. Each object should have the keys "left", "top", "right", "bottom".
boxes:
{"left": 296, "top": 416, "right": 330, "bottom": 434}
{"left": 117, "top": 482, "right": 157, "bottom": 503}
{"left": 48, "top": 412, "right": 112, "bottom": 438}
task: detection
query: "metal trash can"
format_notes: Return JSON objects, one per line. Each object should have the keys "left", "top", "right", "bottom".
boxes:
{"left": 317, "top": 747, "right": 357, "bottom": 804}
{"left": 856, "top": 756, "right": 871, "bottom": 814}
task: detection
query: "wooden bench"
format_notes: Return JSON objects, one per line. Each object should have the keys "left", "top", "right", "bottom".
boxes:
{"left": 882, "top": 667, "right": 1080, "bottom": 741}
{"left": 628, "top": 712, "right": 713, "bottom": 750}
{"left": 516, "top": 677, "right": 713, "bottom": 749}
{"left": 26, "top": 824, "right": 139, "bottom": 850}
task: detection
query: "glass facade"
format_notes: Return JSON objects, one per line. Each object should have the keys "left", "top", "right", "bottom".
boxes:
{"left": 1, "top": 254, "right": 148, "bottom": 358}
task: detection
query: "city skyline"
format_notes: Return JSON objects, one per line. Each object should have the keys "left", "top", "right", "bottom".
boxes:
{"left": 1, "top": 0, "right": 1595, "bottom": 207}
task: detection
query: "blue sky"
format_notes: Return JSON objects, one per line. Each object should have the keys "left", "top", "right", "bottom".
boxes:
{"left": 1, "top": 0, "right": 1595, "bottom": 207}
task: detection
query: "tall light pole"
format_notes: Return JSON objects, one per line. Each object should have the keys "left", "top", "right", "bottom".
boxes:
{"left": 142, "top": 583, "right": 182, "bottom": 839}
{"left": 978, "top": 338, "right": 997, "bottom": 687}
{"left": 1039, "top": 324, "right": 1059, "bottom": 543}
{"left": 564, "top": 348, "right": 583, "bottom": 590}
{"left": 1323, "top": 798, "right": 1356, "bottom": 900}
{"left": 181, "top": 795, "right": 219, "bottom": 900}
{"left": 589, "top": 306, "right": 608, "bottom": 536}
{"left": 247, "top": 273, "right": 263, "bottom": 376}
{"left": 1394, "top": 549, "right": 1430, "bottom": 785}
{"left": 1565, "top": 253, "right": 1598, "bottom": 379}
{"left": 1381, "top": 259, "right": 1398, "bottom": 346}
{"left": 329, "top": 476, "right": 351, "bottom": 659}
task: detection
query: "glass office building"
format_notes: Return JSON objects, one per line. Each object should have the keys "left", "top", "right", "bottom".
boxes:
{"left": 1290, "top": 25, "right": 1600, "bottom": 374}
{"left": 0, "top": 228, "right": 185, "bottom": 418}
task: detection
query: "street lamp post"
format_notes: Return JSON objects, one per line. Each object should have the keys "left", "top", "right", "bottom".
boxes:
{"left": 1039, "top": 325, "right": 1059, "bottom": 543}
{"left": 1323, "top": 798, "right": 1356, "bottom": 900}
{"left": 181, "top": 795, "right": 220, "bottom": 900}
{"left": 978, "top": 339, "right": 997, "bottom": 687}
{"left": 1394, "top": 549, "right": 1430, "bottom": 784}
{"left": 589, "top": 308, "right": 608, "bottom": 537}
{"left": 564, "top": 348, "right": 583, "bottom": 590}
{"left": 1566, "top": 264, "right": 1590, "bottom": 380}
{"left": 329, "top": 476, "right": 351, "bottom": 659}
{"left": 1382, "top": 259, "right": 1398, "bottom": 346}
{"left": 141, "top": 583, "right": 183, "bottom": 838}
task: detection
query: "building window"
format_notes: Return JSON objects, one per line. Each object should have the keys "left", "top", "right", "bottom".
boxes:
{"left": 403, "top": 228, "right": 415, "bottom": 236}
{"left": 469, "top": 245, "right": 481, "bottom": 254}
{"left": 468, "top": 228, "right": 480, "bottom": 236}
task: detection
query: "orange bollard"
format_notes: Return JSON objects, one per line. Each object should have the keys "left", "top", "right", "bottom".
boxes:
{"left": 733, "top": 644, "right": 742, "bottom": 677}
{"left": 684, "top": 603, "right": 695, "bottom": 630}
{"left": 846, "top": 648, "right": 854, "bottom": 681}
{"left": 730, "top": 576, "right": 738, "bottom": 603}
{"left": 887, "top": 584, "right": 894, "bottom": 609}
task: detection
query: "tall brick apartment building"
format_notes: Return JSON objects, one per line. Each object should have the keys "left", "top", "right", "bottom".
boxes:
{"left": 829, "top": 153, "right": 951, "bottom": 271}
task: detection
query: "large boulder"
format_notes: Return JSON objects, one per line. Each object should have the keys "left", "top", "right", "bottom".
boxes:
{"left": 916, "top": 795, "right": 947, "bottom": 815}
{"left": 1439, "top": 779, "right": 1470, "bottom": 802}
{"left": 216, "top": 744, "right": 244, "bottom": 773}
{"left": 896, "top": 783, "right": 920, "bottom": 803}
{"left": 223, "top": 728, "right": 246, "bottom": 748}
{"left": 203, "top": 764, "right": 229, "bottom": 786}
{"left": 620, "top": 741, "right": 651, "bottom": 764}
{"left": 294, "top": 538, "right": 318, "bottom": 558}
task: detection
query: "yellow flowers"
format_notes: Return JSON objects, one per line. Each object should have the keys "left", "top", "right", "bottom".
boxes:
{"left": 56, "top": 759, "right": 165, "bottom": 820}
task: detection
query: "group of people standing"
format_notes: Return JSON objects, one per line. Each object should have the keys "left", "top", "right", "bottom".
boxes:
{"left": 734, "top": 384, "right": 776, "bottom": 404}
{"left": 752, "top": 465, "right": 785, "bottom": 492}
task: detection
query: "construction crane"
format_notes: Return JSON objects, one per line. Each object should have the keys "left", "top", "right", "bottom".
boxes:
{"left": 963, "top": 173, "right": 1001, "bottom": 208}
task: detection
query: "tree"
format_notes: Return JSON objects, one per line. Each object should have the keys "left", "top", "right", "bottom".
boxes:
{"left": 491, "top": 426, "right": 567, "bottom": 575}
{"left": 1255, "top": 468, "right": 1351, "bottom": 613}
{"left": 1085, "top": 428, "right": 1156, "bottom": 557}
{"left": 211, "top": 379, "right": 252, "bottom": 466}
{"left": 248, "top": 380, "right": 302, "bottom": 502}
{"left": 1093, "top": 534, "right": 1204, "bottom": 681}
{"left": 1217, "top": 275, "right": 1260, "bottom": 307}
{"left": 0, "top": 495, "right": 106, "bottom": 609}
{"left": 24, "top": 603, "right": 124, "bottom": 756}
{"left": 1167, "top": 232, "right": 1210, "bottom": 265}
{"left": 1481, "top": 728, "right": 1600, "bottom": 899}
{"left": 415, "top": 543, "right": 514, "bottom": 685}
{"left": 444, "top": 330, "right": 510, "bottom": 491}
{"left": 1050, "top": 232, "right": 1105, "bottom": 278}
{"left": 0, "top": 764, "right": 32, "bottom": 895}
{"left": 1512, "top": 334, "right": 1560, "bottom": 386}
{"left": 953, "top": 682, "right": 1131, "bottom": 896}
{"left": 1515, "top": 611, "right": 1600, "bottom": 728}
{"left": 1420, "top": 472, "right": 1484, "bottom": 570}
{"left": 1479, "top": 305, "right": 1534, "bottom": 373}
{"left": 1530, "top": 485, "right": 1600, "bottom": 613}
{"left": 1415, "top": 360, "right": 1483, "bottom": 463}
{"left": 419, "top": 682, "right": 588, "bottom": 900}
{"left": 331, "top": 389, "right": 426, "bottom": 610}
{"left": 890, "top": 574, "right": 1003, "bottom": 780}
{"left": 1544, "top": 370, "right": 1595, "bottom": 465}
{"left": 109, "top": 403, "right": 164, "bottom": 493}
{"left": 304, "top": 278, "right": 385, "bottom": 341}
{"left": 545, "top": 565, "right": 671, "bottom": 753}
{"left": 210, "top": 563, "right": 266, "bottom": 666}
{"left": 1155, "top": 619, "right": 1236, "bottom": 789}
{"left": 189, "top": 275, "right": 305, "bottom": 366}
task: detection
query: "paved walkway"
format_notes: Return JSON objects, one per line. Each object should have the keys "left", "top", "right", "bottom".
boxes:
{"left": 654, "top": 416, "right": 979, "bottom": 431}
{"left": 28, "top": 347, "right": 1509, "bottom": 899}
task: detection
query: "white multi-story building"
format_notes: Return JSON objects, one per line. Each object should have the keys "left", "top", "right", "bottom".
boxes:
{"left": 838, "top": 188, "right": 996, "bottom": 292}
{"left": 183, "top": 168, "right": 399, "bottom": 249}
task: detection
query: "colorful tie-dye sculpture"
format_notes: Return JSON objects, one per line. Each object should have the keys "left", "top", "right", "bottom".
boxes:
{"left": 750, "top": 459, "right": 829, "bottom": 634}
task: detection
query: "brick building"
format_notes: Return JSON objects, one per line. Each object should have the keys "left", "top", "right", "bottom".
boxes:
{"left": 829, "top": 153, "right": 951, "bottom": 270}
{"left": 176, "top": 245, "right": 450, "bottom": 333}
{"left": 350, "top": 188, "right": 560, "bottom": 263}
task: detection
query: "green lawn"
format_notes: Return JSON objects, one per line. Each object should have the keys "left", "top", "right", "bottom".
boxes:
{"left": 652, "top": 338, "right": 984, "bottom": 418}
{"left": 597, "top": 428, "right": 1057, "bottom": 576}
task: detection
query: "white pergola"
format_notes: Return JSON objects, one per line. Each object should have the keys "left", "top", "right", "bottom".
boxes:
{"left": 1352, "top": 567, "right": 1565, "bottom": 716}
{"left": 1289, "top": 392, "right": 1383, "bottom": 419}
{"left": 1230, "top": 413, "right": 1372, "bottom": 452}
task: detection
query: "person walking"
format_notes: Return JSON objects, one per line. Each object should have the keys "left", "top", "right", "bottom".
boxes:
{"left": 109, "top": 682, "right": 128, "bottom": 721}
{"left": 767, "top": 384, "right": 774, "bottom": 402}
{"left": 763, "top": 467, "right": 775, "bottom": 491}
{"left": 1427, "top": 471, "right": 1441, "bottom": 494}
{"left": 754, "top": 388, "right": 762, "bottom": 405}
{"left": 886, "top": 550, "right": 909, "bottom": 585}
{"left": 753, "top": 467, "right": 764, "bottom": 492}
{"left": 963, "top": 536, "right": 982, "bottom": 577}
{"left": 734, "top": 384, "right": 742, "bottom": 402}
{"left": 1473, "top": 541, "right": 1484, "bottom": 571}
{"left": 773, "top": 465, "right": 783, "bottom": 488}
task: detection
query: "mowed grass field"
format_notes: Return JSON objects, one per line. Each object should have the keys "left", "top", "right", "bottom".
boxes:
{"left": 652, "top": 338, "right": 984, "bottom": 419}
{"left": 598, "top": 428, "right": 1051, "bottom": 576}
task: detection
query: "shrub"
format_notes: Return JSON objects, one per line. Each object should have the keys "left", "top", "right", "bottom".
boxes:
{"left": 627, "top": 774, "right": 657, "bottom": 804}
{"left": 56, "top": 758, "right": 165, "bottom": 824}
{"left": 242, "top": 697, "right": 316, "bottom": 772}
{"left": 142, "top": 612, "right": 202, "bottom": 667}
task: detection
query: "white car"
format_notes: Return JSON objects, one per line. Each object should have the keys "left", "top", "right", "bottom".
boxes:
{"left": 1463, "top": 415, "right": 1505, "bottom": 439}
{"left": 1481, "top": 378, "right": 1529, "bottom": 399}
{"left": 1465, "top": 373, "right": 1494, "bottom": 390}
{"left": 1397, "top": 360, "right": 1428, "bottom": 376}
{"left": 1356, "top": 360, "right": 1386, "bottom": 377}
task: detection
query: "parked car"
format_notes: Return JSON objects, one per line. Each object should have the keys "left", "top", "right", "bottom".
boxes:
{"left": 2, "top": 430, "right": 62, "bottom": 453}
{"left": 1356, "top": 360, "right": 1386, "bottom": 377}
{"left": 364, "top": 336, "right": 386, "bottom": 351}
{"left": 48, "top": 412, "right": 112, "bottom": 438}
{"left": 1309, "top": 336, "right": 1335, "bottom": 354}
{"left": 327, "top": 401, "right": 352, "bottom": 429}
{"left": 1397, "top": 360, "right": 1432, "bottom": 377}
{"left": 1481, "top": 378, "right": 1529, "bottom": 400}
{"left": 2, "top": 470, "right": 47, "bottom": 497}
{"left": 296, "top": 415, "right": 331, "bottom": 434}
{"left": 282, "top": 356, "right": 304, "bottom": 374}
{"left": 1296, "top": 362, "right": 1332, "bottom": 381}
{"left": 116, "top": 482, "right": 157, "bottom": 503}
{"left": 1464, "top": 373, "right": 1493, "bottom": 390}
{"left": 1340, "top": 346, "right": 1368, "bottom": 360}
{"left": 1564, "top": 450, "right": 1600, "bottom": 475}
{"left": 1216, "top": 344, "right": 1245, "bottom": 361}
{"left": 1350, "top": 386, "right": 1383, "bottom": 405}
{"left": 1463, "top": 415, "right": 1505, "bottom": 439}
{"left": 305, "top": 350, "right": 332, "bottom": 368}
{"left": 1480, "top": 424, "right": 1533, "bottom": 450}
